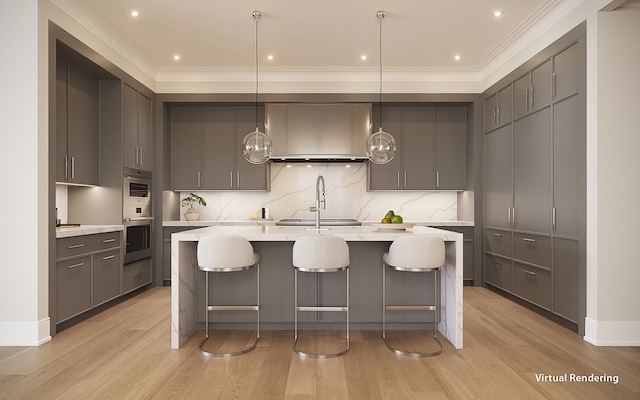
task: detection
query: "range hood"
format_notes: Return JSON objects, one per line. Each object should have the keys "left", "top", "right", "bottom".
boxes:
{"left": 266, "top": 103, "right": 372, "bottom": 161}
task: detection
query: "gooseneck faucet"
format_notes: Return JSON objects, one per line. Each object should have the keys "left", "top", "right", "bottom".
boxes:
{"left": 310, "top": 175, "right": 326, "bottom": 230}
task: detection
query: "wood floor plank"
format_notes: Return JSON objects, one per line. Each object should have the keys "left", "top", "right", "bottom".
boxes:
{"left": 1, "top": 286, "right": 638, "bottom": 400}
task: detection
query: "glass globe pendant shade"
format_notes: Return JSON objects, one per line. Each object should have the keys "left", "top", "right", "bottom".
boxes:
{"left": 242, "top": 127, "right": 272, "bottom": 164}
{"left": 366, "top": 127, "right": 397, "bottom": 164}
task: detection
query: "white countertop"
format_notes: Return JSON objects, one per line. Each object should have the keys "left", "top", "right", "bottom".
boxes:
{"left": 55, "top": 224, "right": 124, "bottom": 238}
{"left": 171, "top": 224, "right": 462, "bottom": 242}
{"left": 163, "top": 220, "right": 474, "bottom": 227}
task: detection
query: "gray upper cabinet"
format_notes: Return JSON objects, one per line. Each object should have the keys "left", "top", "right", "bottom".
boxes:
{"left": 553, "top": 42, "right": 580, "bottom": 102}
{"left": 123, "top": 84, "right": 153, "bottom": 171}
{"left": 56, "top": 61, "right": 100, "bottom": 186}
{"left": 170, "top": 106, "right": 269, "bottom": 191}
{"left": 512, "top": 108, "right": 552, "bottom": 233}
{"left": 484, "top": 85, "right": 512, "bottom": 133}
{"left": 513, "top": 59, "right": 552, "bottom": 120}
{"left": 369, "top": 105, "right": 466, "bottom": 191}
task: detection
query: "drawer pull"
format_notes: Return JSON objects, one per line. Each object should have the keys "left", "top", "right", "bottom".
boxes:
{"left": 494, "top": 260, "right": 503, "bottom": 265}
{"left": 67, "top": 244, "right": 85, "bottom": 249}
{"left": 102, "top": 238, "right": 116, "bottom": 243}
{"left": 67, "top": 262, "right": 85, "bottom": 269}
{"left": 102, "top": 255, "right": 116, "bottom": 261}
{"left": 493, "top": 233, "right": 502, "bottom": 237}
{"left": 522, "top": 237, "right": 536, "bottom": 243}
{"left": 523, "top": 269, "right": 536, "bottom": 276}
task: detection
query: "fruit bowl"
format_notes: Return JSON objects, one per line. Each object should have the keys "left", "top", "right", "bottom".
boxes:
{"left": 371, "top": 222, "right": 414, "bottom": 230}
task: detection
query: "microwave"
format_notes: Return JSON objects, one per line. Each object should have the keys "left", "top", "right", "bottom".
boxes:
{"left": 123, "top": 167, "right": 152, "bottom": 219}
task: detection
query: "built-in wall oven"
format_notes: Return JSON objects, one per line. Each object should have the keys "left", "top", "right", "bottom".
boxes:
{"left": 123, "top": 167, "right": 153, "bottom": 264}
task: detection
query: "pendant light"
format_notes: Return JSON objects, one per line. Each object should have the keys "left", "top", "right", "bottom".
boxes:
{"left": 242, "top": 11, "right": 272, "bottom": 164}
{"left": 366, "top": 11, "right": 397, "bottom": 164}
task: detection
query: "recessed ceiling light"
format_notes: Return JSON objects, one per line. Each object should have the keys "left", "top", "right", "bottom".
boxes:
{"left": 130, "top": 10, "right": 139, "bottom": 17}
{"left": 454, "top": 55, "right": 461, "bottom": 61}
{"left": 267, "top": 55, "right": 273, "bottom": 61}
{"left": 361, "top": 55, "right": 367, "bottom": 61}
{"left": 494, "top": 10, "right": 502, "bottom": 17}
{"left": 173, "top": 55, "right": 180, "bottom": 61}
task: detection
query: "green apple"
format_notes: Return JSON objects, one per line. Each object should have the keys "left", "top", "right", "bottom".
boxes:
{"left": 391, "top": 215, "right": 403, "bottom": 224}
{"left": 384, "top": 210, "right": 395, "bottom": 219}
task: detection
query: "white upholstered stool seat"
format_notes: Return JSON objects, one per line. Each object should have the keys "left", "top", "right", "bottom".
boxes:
{"left": 197, "top": 235, "right": 260, "bottom": 357}
{"left": 292, "top": 235, "right": 350, "bottom": 358}
{"left": 383, "top": 235, "right": 445, "bottom": 357}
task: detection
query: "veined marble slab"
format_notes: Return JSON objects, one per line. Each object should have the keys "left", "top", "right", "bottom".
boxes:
{"left": 162, "top": 220, "right": 474, "bottom": 227}
{"left": 171, "top": 225, "right": 463, "bottom": 350}
{"left": 55, "top": 224, "right": 124, "bottom": 238}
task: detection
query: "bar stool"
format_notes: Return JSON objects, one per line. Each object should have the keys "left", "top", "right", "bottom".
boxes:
{"left": 197, "top": 235, "right": 260, "bottom": 357}
{"left": 382, "top": 235, "right": 445, "bottom": 357}
{"left": 292, "top": 235, "right": 350, "bottom": 358}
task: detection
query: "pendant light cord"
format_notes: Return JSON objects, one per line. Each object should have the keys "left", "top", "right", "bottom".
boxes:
{"left": 254, "top": 11, "right": 260, "bottom": 131}
{"left": 378, "top": 12, "right": 384, "bottom": 132}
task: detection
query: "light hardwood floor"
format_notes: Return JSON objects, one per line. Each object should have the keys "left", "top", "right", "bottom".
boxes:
{"left": 1, "top": 286, "right": 638, "bottom": 399}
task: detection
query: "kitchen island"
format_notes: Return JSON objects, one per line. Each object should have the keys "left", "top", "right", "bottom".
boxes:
{"left": 171, "top": 225, "right": 463, "bottom": 349}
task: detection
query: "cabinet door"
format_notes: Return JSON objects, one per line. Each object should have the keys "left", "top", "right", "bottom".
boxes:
{"left": 403, "top": 106, "right": 435, "bottom": 189}
{"left": 497, "top": 85, "right": 513, "bottom": 127}
{"left": 513, "top": 108, "right": 552, "bottom": 233}
{"left": 530, "top": 59, "right": 552, "bottom": 113}
{"left": 512, "top": 262, "right": 551, "bottom": 310}
{"left": 484, "top": 253, "right": 512, "bottom": 291}
{"left": 513, "top": 73, "right": 531, "bottom": 120}
{"left": 93, "top": 249, "right": 121, "bottom": 306}
{"left": 553, "top": 42, "right": 580, "bottom": 101}
{"left": 484, "top": 124, "right": 512, "bottom": 229}
{"left": 122, "top": 84, "right": 138, "bottom": 169}
{"left": 56, "top": 59, "right": 69, "bottom": 182}
{"left": 368, "top": 106, "right": 403, "bottom": 190}
{"left": 435, "top": 106, "right": 466, "bottom": 190}
{"left": 170, "top": 107, "right": 202, "bottom": 190}
{"left": 137, "top": 92, "right": 153, "bottom": 171}
{"left": 202, "top": 107, "right": 236, "bottom": 189}
{"left": 552, "top": 238, "right": 578, "bottom": 322}
{"left": 56, "top": 255, "right": 92, "bottom": 322}
{"left": 553, "top": 95, "right": 580, "bottom": 237}
{"left": 235, "top": 107, "right": 269, "bottom": 190}
{"left": 484, "top": 93, "right": 498, "bottom": 133}
{"left": 67, "top": 63, "right": 99, "bottom": 185}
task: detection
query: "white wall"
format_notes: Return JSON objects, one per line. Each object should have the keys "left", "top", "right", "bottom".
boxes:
{"left": 0, "top": 0, "right": 51, "bottom": 345}
{"left": 585, "top": 3, "right": 640, "bottom": 345}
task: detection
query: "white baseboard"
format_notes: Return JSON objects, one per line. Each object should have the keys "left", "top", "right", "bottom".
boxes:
{"left": 0, "top": 318, "right": 51, "bottom": 346}
{"left": 584, "top": 317, "right": 640, "bottom": 346}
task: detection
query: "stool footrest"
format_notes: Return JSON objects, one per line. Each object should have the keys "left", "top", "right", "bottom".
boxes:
{"left": 296, "top": 306, "right": 347, "bottom": 312}
{"left": 207, "top": 305, "right": 259, "bottom": 312}
{"left": 385, "top": 305, "right": 436, "bottom": 312}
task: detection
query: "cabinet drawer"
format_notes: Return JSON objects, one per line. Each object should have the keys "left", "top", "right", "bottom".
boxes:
{"left": 513, "top": 233, "right": 551, "bottom": 268}
{"left": 512, "top": 262, "right": 551, "bottom": 309}
{"left": 484, "top": 253, "right": 512, "bottom": 291}
{"left": 123, "top": 258, "right": 152, "bottom": 294}
{"left": 56, "top": 255, "right": 92, "bottom": 322}
{"left": 485, "top": 229, "right": 512, "bottom": 258}
{"left": 93, "top": 250, "right": 122, "bottom": 306}
{"left": 56, "top": 231, "right": 121, "bottom": 259}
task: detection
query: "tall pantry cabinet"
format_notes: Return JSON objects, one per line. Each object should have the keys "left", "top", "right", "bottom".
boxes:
{"left": 483, "top": 28, "right": 585, "bottom": 334}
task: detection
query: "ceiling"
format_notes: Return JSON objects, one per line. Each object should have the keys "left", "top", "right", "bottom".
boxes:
{"left": 52, "top": 0, "right": 579, "bottom": 87}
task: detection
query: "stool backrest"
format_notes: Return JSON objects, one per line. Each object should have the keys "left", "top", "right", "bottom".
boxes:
{"left": 293, "top": 235, "right": 350, "bottom": 270}
{"left": 197, "top": 235, "right": 255, "bottom": 269}
{"left": 387, "top": 236, "right": 445, "bottom": 269}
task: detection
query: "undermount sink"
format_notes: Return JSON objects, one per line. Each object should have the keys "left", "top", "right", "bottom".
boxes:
{"left": 276, "top": 218, "right": 361, "bottom": 227}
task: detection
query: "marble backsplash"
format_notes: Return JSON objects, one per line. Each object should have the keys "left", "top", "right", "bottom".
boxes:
{"left": 175, "top": 163, "right": 458, "bottom": 222}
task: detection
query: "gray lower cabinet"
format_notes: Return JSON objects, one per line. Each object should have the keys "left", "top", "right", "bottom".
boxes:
{"left": 512, "top": 262, "right": 551, "bottom": 310}
{"left": 552, "top": 238, "right": 579, "bottom": 322}
{"left": 368, "top": 105, "right": 467, "bottom": 191}
{"left": 163, "top": 226, "right": 195, "bottom": 283}
{"left": 484, "top": 253, "right": 512, "bottom": 292}
{"left": 436, "top": 226, "right": 474, "bottom": 281}
{"left": 55, "top": 232, "right": 122, "bottom": 324}
{"left": 170, "top": 106, "right": 269, "bottom": 191}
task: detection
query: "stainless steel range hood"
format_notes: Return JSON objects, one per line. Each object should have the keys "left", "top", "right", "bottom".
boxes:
{"left": 266, "top": 103, "right": 372, "bottom": 161}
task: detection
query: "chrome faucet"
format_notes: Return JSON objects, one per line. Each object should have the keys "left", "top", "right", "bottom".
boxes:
{"left": 309, "top": 175, "right": 326, "bottom": 230}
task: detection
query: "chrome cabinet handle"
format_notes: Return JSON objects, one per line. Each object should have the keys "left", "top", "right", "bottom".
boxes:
{"left": 102, "top": 255, "right": 116, "bottom": 261}
{"left": 523, "top": 269, "right": 536, "bottom": 276}
{"left": 436, "top": 171, "right": 440, "bottom": 188}
{"left": 522, "top": 237, "right": 537, "bottom": 243}
{"left": 493, "top": 233, "right": 502, "bottom": 237}
{"left": 102, "top": 238, "right": 116, "bottom": 243}
{"left": 493, "top": 109, "right": 497, "bottom": 126}
{"left": 397, "top": 172, "right": 400, "bottom": 189}
{"left": 507, "top": 208, "right": 511, "bottom": 225}
{"left": 404, "top": 171, "right": 407, "bottom": 188}
{"left": 71, "top": 156, "right": 75, "bottom": 180}
{"left": 512, "top": 207, "right": 516, "bottom": 227}
{"left": 67, "top": 244, "right": 85, "bottom": 249}
{"left": 494, "top": 260, "right": 503, "bottom": 266}
{"left": 497, "top": 106, "right": 501, "bottom": 124}
{"left": 67, "top": 262, "right": 85, "bottom": 269}
{"left": 230, "top": 172, "right": 233, "bottom": 188}
{"left": 135, "top": 145, "right": 139, "bottom": 166}
{"left": 139, "top": 146, "right": 143, "bottom": 166}
{"left": 552, "top": 207, "right": 557, "bottom": 233}
{"left": 530, "top": 86, "right": 535, "bottom": 109}
{"left": 197, "top": 171, "right": 201, "bottom": 188}
{"left": 64, "top": 155, "right": 69, "bottom": 180}
{"left": 552, "top": 72, "right": 557, "bottom": 99}
{"left": 525, "top": 89, "right": 529, "bottom": 110}
{"left": 237, "top": 171, "right": 240, "bottom": 188}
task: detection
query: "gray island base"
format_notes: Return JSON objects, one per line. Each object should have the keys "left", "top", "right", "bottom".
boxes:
{"left": 171, "top": 225, "right": 463, "bottom": 349}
